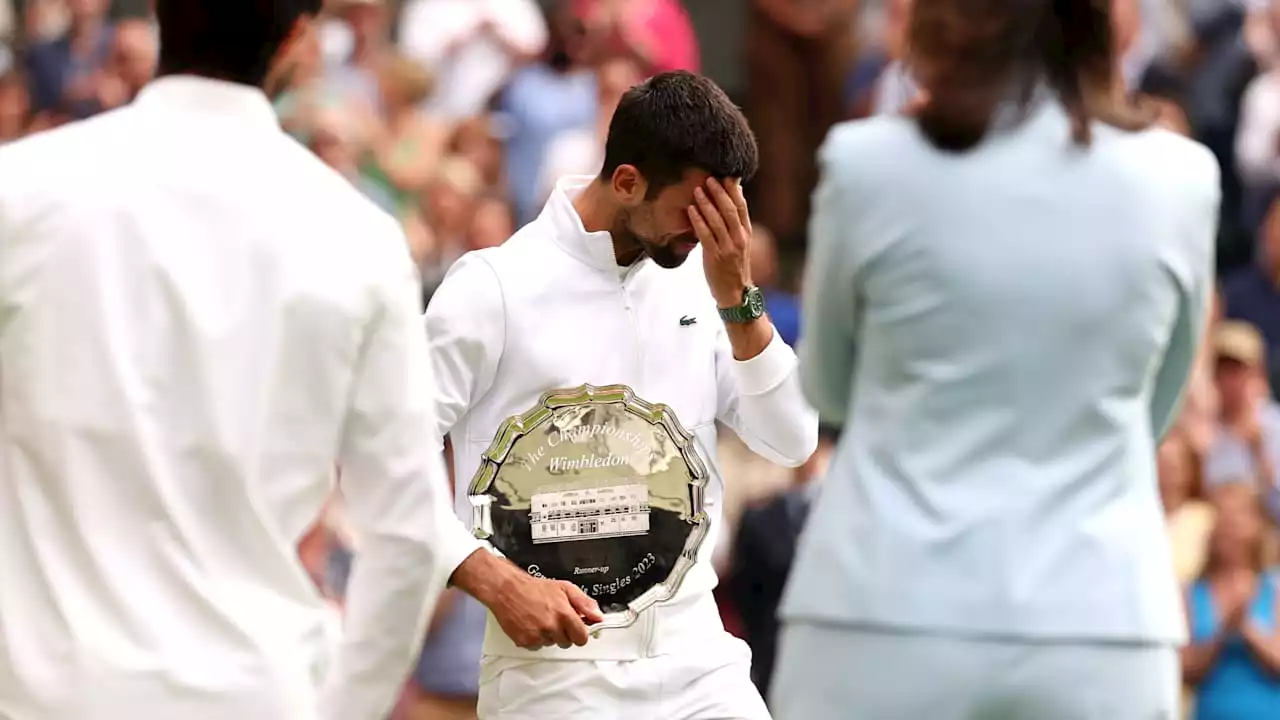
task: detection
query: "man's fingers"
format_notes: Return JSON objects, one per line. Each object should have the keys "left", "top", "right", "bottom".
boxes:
{"left": 692, "top": 187, "right": 731, "bottom": 243}
{"left": 703, "top": 178, "right": 742, "bottom": 236}
{"left": 729, "top": 178, "right": 751, "bottom": 232}
{"left": 561, "top": 581, "right": 604, "bottom": 624}
{"left": 516, "top": 631, "right": 543, "bottom": 651}
{"left": 559, "top": 608, "right": 591, "bottom": 647}
{"left": 687, "top": 205, "right": 718, "bottom": 251}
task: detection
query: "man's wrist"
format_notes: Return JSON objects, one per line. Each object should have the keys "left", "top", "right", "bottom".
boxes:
{"left": 450, "top": 548, "right": 521, "bottom": 607}
{"left": 724, "top": 316, "right": 774, "bottom": 361}
{"left": 713, "top": 287, "right": 748, "bottom": 310}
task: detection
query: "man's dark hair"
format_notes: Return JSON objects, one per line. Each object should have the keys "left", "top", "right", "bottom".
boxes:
{"left": 600, "top": 71, "right": 758, "bottom": 197}
{"left": 155, "top": 0, "right": 323, "bottom": 87}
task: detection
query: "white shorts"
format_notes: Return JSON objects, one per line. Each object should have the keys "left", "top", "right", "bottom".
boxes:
{"left": 770, "top": 622, "right": 1179, "bottom": 720}
{"left": 476, "top": 633, "right": 770, "bottom": 720}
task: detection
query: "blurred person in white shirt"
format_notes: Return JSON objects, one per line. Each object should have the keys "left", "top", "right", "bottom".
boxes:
{"left": 1235, "top": 0, "right": 1280, "bottom": 191}
{"left": 320, "top": 0, "right": 391, "bottom": 113}
{"left": 398, "top": 0, "right": 548, "bottom": 123}
{"left": 0, "top": 2, "right": 603, "bottom": 719}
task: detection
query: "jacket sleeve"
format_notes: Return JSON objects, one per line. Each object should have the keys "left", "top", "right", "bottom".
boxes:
{"left": 422, "top": 252, "right": 507, "bottom": 446}
{"left": 715, "top": 326, "right": 819, "bottom": 468}
{"left": 798, "top": 128, "right": 860, "bottom": 427}
{"left": 1150, "top": 149, "right": 1221, "bottom": 440}
{"left": 321, "top": 233, "right": 483, "bottom": 720}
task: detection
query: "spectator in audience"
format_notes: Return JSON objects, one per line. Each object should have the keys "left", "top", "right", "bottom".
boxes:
{"left": 747, "top": 0, "right": 858, "bottom": 245}
{"left": 1233, "top": 39, "right": 1280, "bottom": 194}
{"left": 0, "top": 69, "right": 28, "bottom": 143}
{"left": 0, "top": 0, "right": 12, "bottom": 44}
{"left": 574, "top": 0, "right": 700, "bottom": 75}
{"left": 534, "top": 53, "right": 641, "bottom": 206}
{"left": 1206, "top": 321, "right": 1280, "bottom": 519}
{"left": 23, "top": 0, "right": 114, "bottom": 123}
{"left": 1182, "top": 482, "right": 1280, "bottom": 719}
{"left": 1163, "top": 432, "right": 1217, "bottom": 584}
{"left": 104, "top": 18, "right": 159, "bottom": 105}
{"left": 863, "top": 0, "right": 915, "bottom": 116}
{"left": 749, "top": 224, "right": 800, "bottom": 347}
{"left": 466, "top": 194, "right": 516, "bottom": 251}
{"left": 1223, "top": 196, "right": 1280, "bottom": 378}
{"left": 399, "top": 0, "right": 548, "bottom": 123}
{"left": 1233, "top": 1, "right": 1280, "bottom": 236}
{"left": 499, "top": 0, "right": 599, "bottom": 224}
{"left": 323, "top": 0, "right": 392, "bottom": 113}
{"left": 308, "top": 106, "right": 400, "bottom": 214}
{"left": 419, "top": 155, "right": 485, "bottom": 296}
{"left": 451, "top": 114, "right": 506, "bottom": 188}
{"left": 1244, "top": 0, "right": 1279, "bottom": 69}
{"left": 359, "top": 52, "right": 449, "bottom": 218}
{"left": 23, "top": 0, "right": 71, "bottom": 44}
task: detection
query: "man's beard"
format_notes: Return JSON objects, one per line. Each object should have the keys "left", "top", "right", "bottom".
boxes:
{"left": 642, "top": 237, "right": 690, "bottom": 269}
{"left": 615, "top": 213, "right": 692, "bottom": 270}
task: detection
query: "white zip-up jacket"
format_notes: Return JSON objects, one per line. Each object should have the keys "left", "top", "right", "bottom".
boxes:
{"left": 425, "top": 176, "right": 819, "bottom": 660}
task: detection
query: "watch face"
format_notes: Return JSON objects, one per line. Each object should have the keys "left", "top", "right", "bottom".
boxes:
{"left": 746, "top": 288, "right": 765, "bottom": 317}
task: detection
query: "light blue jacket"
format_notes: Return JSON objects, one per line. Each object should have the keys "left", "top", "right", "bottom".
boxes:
{"left": 783, "top": 100, "right": 1220, "bottom": 644}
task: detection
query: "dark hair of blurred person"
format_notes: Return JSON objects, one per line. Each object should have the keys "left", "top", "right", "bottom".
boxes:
{"left": 591, "top": 71, "right": 757, "bottom": 268}
{"left": 154, "top": 0, "right": 323, "bottom": 88}
{"left": 907, "top": 0, "right": 1156, "bottom": 151}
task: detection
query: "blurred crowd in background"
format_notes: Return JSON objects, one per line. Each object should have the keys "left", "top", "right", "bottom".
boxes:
{"left": 3, "top": 0, "right": 1280, "bottom": 717}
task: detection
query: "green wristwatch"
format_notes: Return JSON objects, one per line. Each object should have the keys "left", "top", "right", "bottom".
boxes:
{"left": 718, "top": 286, "right": 766, "bottom": 324}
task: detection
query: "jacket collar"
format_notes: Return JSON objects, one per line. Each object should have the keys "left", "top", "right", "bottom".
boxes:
{"left": 540, "top": 175, "right": 625, "bottom": 273}
{"left": 134, "top": 76, "right": 280, "bottom": 130}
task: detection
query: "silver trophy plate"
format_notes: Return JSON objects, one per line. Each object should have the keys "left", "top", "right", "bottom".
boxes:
{"left": 468, "top": 384, "right": 710, "bottom": 631}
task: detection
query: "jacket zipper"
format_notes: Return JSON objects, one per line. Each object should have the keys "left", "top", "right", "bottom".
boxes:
{"left": 620, "top": 266, "right": 646, "bottom": 388}
{"left": 620, "top": 264, "right": 656, "bottom": 656}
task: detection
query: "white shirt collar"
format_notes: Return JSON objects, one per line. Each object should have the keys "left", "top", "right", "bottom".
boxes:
{"left": 134, "top": 75, "right": 280, "bottom": 130}
{"left": 540, "top": 175, "right": 624, "bottom": 274}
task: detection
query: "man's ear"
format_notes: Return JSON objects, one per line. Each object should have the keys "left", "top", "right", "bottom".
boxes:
{"left": 609, "top": 164, "right": 648, "bottom": 207}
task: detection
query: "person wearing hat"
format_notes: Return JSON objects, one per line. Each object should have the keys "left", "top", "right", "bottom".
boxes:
{"left": 1205, "top": 321, "right": 1280, "bottom": 521}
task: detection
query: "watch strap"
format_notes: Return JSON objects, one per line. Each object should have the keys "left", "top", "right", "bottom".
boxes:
{"left": 718, "top": 287, "right": 765, "bottom": 324}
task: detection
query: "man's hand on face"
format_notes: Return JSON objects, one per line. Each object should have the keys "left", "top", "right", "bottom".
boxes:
{"left": 452, "top": 550, "right": 604, "bottom": 650}
{"left": 688, "top": 177, "right": 753, "bottom": 308}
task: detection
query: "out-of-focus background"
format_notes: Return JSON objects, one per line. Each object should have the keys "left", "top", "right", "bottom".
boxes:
{"left": 4, "top": 0, "right": 1280, "bottom": 717}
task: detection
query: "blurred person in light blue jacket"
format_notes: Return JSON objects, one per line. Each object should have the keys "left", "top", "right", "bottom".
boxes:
{"left": 771, "top": 0, "right": 1221, "bottom": 715}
